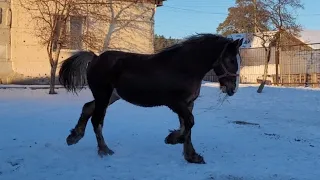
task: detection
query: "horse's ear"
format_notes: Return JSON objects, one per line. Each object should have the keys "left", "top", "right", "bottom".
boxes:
{"left": 225, "top": 38, "right": 243, "bottom": 54}
{"left": 238, "top": 38, "right": 244, "bottom": 48}
{"left": 233, "top": 38, "right": 243, "bottom": 49}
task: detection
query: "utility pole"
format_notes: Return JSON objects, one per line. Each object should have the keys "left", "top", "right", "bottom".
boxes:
{"left": 253, "top": 0, "right": 258, "bottom": 33}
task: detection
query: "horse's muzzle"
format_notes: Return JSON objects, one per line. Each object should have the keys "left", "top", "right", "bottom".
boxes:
{"left": 220, "top": 86, "right": 235, "bottom": 96}
{"left": 226, "top": 89, "right": 235, "bottom": 96}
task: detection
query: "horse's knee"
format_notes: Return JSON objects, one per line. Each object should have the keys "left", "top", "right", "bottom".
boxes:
{"left": 185, "top": 115, "right": 194, "bottom": 130}
{"left": 179, "top": 125, "right": 185, "bottom": 135}
{"left": 190, "top": 115, "right": 194, "bottom": 127}
{"left": 82, "top": 101, "right": 95, "bottom": 115}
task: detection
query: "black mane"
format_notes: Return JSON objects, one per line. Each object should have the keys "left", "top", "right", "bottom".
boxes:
{"left": 157, "top": 33, "right": 233, "bottom": 55}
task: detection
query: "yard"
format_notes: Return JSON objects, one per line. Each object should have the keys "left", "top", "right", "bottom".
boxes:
{"left": 0, "top": 82, "right": 319, "bottom": 180}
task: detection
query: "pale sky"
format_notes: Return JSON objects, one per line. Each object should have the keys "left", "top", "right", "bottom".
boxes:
{"left": 154, "top": 0, "right": 320, "bottom": 39}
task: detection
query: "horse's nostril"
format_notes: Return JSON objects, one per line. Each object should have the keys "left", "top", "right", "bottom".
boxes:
{"left": 227, "top": 91, "right": 234, "bottom": 96}
{"left": 221, "top": 86, "right": 227, "bottom": 93}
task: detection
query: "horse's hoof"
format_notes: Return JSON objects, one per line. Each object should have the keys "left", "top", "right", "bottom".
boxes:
{"left": 98, "top": 147, "right": 114, "bottom": 157}
{"left": 164, "top": 130, "right": 185, "bottom": 144}
{"left": 66, "top": 135, "right": 78, "bottom": 145}
{"left": 165, "top": 136, "right": 175, "bottom": 144}
{"left": 66, "top": 129, "right": 84, "bottom": 146}
{"left": 185, "top": 153, "right": 206, "bottom": 164}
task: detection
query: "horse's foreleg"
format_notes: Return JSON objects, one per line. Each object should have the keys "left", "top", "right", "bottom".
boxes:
{"left": 169, "top": 102, "right": 205, "bottom": 164}
{"left": 165, "top": 101, "right": 194, "bottom": 145}
{"left": 66, "top": 90, "right": 120, "bottom": 146}
{"left": 183, "top": 126, "right": 205, "bottom": 164}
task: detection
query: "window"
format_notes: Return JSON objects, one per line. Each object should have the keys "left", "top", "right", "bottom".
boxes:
{"left": 69, "top": 16, "right": 85, "bottom": 50}
{"left": 52, "top": 14, "right": 86, "bottom": 51}
{"left": 52, "top": 15, "right": 65, "bottom": 51}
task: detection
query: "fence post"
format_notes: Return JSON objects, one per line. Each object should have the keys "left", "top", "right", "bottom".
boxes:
{"left": 275, "top": 45, "right": 280, "bottom": 86}
{"left": 312, "top": 73, "right": 317, "bottom": 88}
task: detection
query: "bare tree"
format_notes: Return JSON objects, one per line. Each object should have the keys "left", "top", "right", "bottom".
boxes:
{"left": 20, "top": 0, "right": 156, "bottom": 94}
{"left": 19, "top": 0, "right": 78, "bottom": 94}
{"left": 255, "top": 0, "right": 303, "bottom": 93}
{"left": 255, "top": 31, "right": 278, "bottom": 93}
{"left": 85, "top": 0, "right": 155, "bottom": 52}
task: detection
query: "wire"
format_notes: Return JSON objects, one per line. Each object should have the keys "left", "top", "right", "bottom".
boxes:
{"left": 163, "top": 5, "right": 227, "bottom": 15}
{"left": 161, "top": 5, "right": 320, "bottom": 16}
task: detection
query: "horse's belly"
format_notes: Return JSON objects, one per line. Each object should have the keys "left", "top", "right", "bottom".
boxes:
{"left": 114, "top": 88, "right": 167, "bottom": 107}
{"left": 113, "top": 73, "right": 198, "bottom": 107}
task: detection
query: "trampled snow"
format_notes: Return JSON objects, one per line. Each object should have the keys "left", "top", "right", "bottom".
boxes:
{"left": 0, "top": 82, "right": 320, "bottom": 180}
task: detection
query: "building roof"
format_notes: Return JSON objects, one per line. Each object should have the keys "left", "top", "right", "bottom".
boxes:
{"left": 296, "top": 30, "right": 320, "bottom": 49}
{"left": 227, "top": 31, "right": 277, "bottom": 48}
{"left": 227, "top": 30, "right": 320, "bottom": 49}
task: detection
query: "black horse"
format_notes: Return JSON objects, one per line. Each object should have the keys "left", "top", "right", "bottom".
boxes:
{"left": 59, "top": 33, "right": 243, "bottom": 164}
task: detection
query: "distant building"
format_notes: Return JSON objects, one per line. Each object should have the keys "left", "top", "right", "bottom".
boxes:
{"left": 227, "top": 30, "right": 320, "bottom": 85}
{"left": 0, "top": 0, "right": 165, "bottom": 84}
{"left": 204, "top": 30, "right": 320, "bottom": 86}
{"left": 227, "top": 30, "right": 320, "bottom": 50}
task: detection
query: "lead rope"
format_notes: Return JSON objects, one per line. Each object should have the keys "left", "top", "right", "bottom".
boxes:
{"left": 195, "top": 46, "right": 241, "bottom": 115}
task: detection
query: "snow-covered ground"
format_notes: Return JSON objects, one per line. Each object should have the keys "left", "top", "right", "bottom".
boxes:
{"left": 1, "top": 82, "right": 320, "bottom": 180}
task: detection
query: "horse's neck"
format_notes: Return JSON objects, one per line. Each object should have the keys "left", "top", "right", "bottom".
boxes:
{"left": 185, "top": 51, "right": 217, "bottom": 76}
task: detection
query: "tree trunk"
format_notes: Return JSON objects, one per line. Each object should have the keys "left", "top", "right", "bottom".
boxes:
{"left": 49, "top": 62, "right": 58, "bottom": 94}
{"left": 102, "top": 21, "right": 116, "bottom": 51}
{"left": 48, "top": 44, "right": 61, "bottom": 94}
{"left": 47, "top": 6, "right": 69, "bottom": 95}
{"left": 257, "top": 46, "right": 271, "bottom": 93}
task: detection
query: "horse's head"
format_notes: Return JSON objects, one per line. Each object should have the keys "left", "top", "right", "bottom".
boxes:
{"left": 213, "top": 38, "right": 243, "bottom": 96}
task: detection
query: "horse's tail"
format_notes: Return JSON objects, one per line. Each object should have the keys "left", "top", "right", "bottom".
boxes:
{"left": 58, "top": 50, "right": 97, "bottom": 94}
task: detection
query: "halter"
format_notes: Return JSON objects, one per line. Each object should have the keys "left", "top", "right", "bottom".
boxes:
{"left": 212, "top": 42, "right": 241, "bottom": 79}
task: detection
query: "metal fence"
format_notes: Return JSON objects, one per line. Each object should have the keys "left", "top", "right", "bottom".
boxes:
{"left": 203, "top": 43, "right": 320, "bottom": 88}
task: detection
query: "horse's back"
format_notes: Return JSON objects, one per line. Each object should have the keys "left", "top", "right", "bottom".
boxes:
{"left": 87, "top": 51, "right": 135, "bottom": 83}
{"left": 87, "top": 50, "right": 202, "bottom": 107}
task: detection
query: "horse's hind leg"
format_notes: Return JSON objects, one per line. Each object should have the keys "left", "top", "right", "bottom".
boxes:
{"left": 165, "top": 101, "right": 194, "bottom": 145}
{"left": 91, "top": 85, "right": 115, "bottom": 156}
{"left": 66, "top": 91, "right": 120, "bottom": 146}
{"left": 66, "top": 100, "right": 95, "bottom": 145}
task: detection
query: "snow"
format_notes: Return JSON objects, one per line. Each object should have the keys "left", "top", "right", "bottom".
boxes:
{"left": 297, "top": 30, "right": 320, "bottom": 49}
{"left": 1, "top": 82, "right": 320, "bottom": 180}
